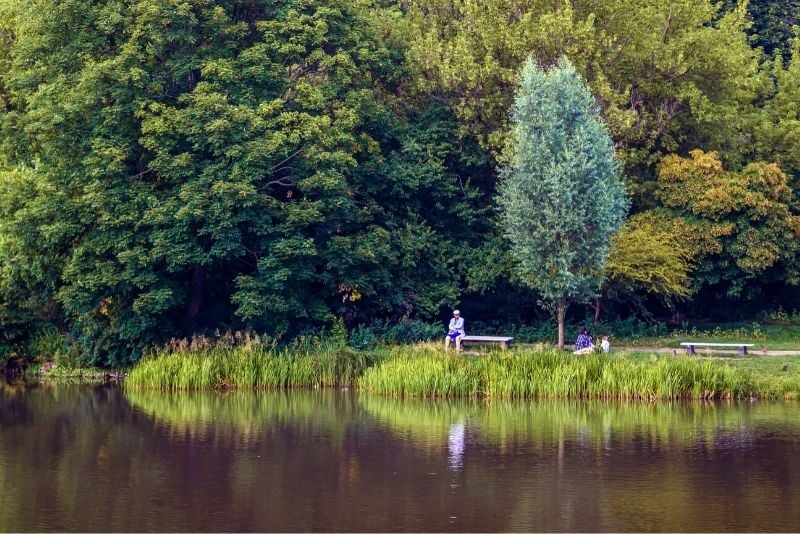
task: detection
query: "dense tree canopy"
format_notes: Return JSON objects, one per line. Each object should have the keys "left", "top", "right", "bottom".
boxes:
{"left": 0, "top": 0, "right": 482, "bottom": 364}
{"left": 1, "top": 0, "right": 799, "bottom": 364}
{"left": 655, "top": 150, "right": 800, "bottom": 297}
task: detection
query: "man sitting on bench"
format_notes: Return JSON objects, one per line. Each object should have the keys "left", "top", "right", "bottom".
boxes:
{"left": 445, "top": 309, "right": 466, "bottom": 352}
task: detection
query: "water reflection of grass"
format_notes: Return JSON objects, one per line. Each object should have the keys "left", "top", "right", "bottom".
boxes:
{"left": 124, "top": 388, "right": 352, "bottom": 445}
{"left": 125, "top": 385, "right": 798, "bottom": 456}
{"left": 359, "top": 394, "right": 796, "bottom": 451}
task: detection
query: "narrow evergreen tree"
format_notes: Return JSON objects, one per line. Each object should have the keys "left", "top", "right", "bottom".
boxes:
{"left": 497, "top": 57, "right": 628, "bottom": 349}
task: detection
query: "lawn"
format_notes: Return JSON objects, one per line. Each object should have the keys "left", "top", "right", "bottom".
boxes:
{"left": 620, "top": 323, "right": 800, "bottom": 351}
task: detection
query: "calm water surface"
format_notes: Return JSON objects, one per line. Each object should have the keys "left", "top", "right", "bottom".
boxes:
{"left": 1, "top": 379, "right": 799, "bottom": 532}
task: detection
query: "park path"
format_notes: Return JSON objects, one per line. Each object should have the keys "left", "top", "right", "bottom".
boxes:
{"left": 615, "top": 346, "right": 800, "bottom": 356}
{"left": 509, "top": 343, "right": 800, "bottom": 356}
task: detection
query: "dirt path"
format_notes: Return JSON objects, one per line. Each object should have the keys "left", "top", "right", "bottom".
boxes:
{"left": 507, "top": 343, "right": 800, "bottom": 356}
{"left": 616, "top": 346, "right": 800, "bottom": 356}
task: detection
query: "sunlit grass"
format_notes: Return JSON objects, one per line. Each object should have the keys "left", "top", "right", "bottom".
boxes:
{"left": 125, "top": 339, "right": 800, "bottom": 399}
{"left": 623, "top": 323, "right": 800, "bottom": 350}
{"left": 126, "top": 343, "right": 382, "bottom": 390}
{"left": 359, "top": 347, "right": 763, "bottom": 400}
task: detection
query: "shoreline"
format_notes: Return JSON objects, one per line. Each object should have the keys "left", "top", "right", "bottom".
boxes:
{"left": 121, "top": 344, "right": 800, "bottom": 401}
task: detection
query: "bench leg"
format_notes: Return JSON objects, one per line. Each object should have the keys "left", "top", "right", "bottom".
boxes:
{"left": 686, "top": 345, "right": 695, "bottom": 355}
{"left": 739, "top": 345, "right": 746, "bottom": 356}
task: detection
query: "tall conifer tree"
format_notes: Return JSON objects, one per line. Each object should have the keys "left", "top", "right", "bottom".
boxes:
{"left": 498, "top": 57, "right": 628, "bottom": 349}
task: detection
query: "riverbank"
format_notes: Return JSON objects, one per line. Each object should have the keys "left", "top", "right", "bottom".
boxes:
{"left": 125, "top": 343, "right": 800, "bottom": 400}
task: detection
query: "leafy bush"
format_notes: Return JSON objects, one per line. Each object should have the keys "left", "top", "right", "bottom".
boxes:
{"left": 26, "top": 325, "right": 69, "bottom": 363}
{"left": 595, "top": 317, "right": 668, "bottom": 343}
{"left": 349, "top": 319, "right": 442, "bottom": 349}
{"left": 763, "top": 307, "right": 800, "bottom": 325}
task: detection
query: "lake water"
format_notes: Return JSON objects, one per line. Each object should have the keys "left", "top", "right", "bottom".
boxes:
{"left": 2, "top": 379, "right": 799, "bottom": 532}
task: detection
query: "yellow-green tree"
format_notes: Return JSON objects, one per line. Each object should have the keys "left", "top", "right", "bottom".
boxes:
{"left": 655, "top": 150, "right": 800, "bottom": 297}
{"left": 602, "top": 213, "right": 694, "bottom": 317}
{"left": 399, "top": 0, "right": 765, "bottom": 174}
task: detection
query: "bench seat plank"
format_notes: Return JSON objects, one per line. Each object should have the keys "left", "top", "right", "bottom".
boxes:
{"left": 460, "top": 336, "right": 514, "bottom": 349}
{"left": 680, "top": 342, "right": 754, "bottom": 347}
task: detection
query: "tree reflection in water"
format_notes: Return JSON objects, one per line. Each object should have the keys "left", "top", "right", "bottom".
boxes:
{"left": 1, "top": 382, "right": 799, "bottom": 532}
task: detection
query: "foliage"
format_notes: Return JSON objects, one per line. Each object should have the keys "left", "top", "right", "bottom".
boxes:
{"left": 1, "top": 0, "right": 800, "bottom": 359}
{"left": 348, "top": 318, "right": 443, "bottom": 349}
{"left": 764, "top": 307, "right": 800, "bottom": 326}
{"left": 399, "top": 0, "right": 766, "bottom": 173}
{"left": 497, "top": 57, "right": 628, "bottom": 347}
{"left": 722, "top": 0, "right": 800, "bottom": 59}
{"left": 656, "top": 150, "right": 800, "bottom": 297}
{"left": 751, "top": 38, "right": 800, "bottom": 183}
{"left": 604, "top": 213, "right": 694, "bottom": 307}
{"left": 0, "top": 0, "right": 480, "bottom": 365}
{"left": 26, "top": 325, "right": 68, "bottom": 363}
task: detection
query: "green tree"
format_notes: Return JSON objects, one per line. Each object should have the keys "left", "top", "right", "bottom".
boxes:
{"left": 497, "top": 58, "right": 628, "bottom": 349}
{"left": 0, "top": 0, "right": 480, "bottom": 364}
{"left": 399, "top": 0, "right": 766, "bottom": 180}
{"left": 751, "top": 39, "right": 800, "bottom": 187}
{"left": 602, "top": 213, "right": 694, "bottom": 318}
{"left": 722, "top": 0, "right": 800, "bottom": 58}
{"left": 656, "top": 150, "right": 800, "bottom": 298}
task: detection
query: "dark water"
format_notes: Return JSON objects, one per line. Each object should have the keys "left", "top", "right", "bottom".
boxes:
{"left": 2, "top": 380, "right": 800, "bottom": 532}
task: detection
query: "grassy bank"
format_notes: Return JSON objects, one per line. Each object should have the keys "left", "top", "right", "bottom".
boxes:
{"left": 358, "top": 345, "right": 756, "bottom": 400}
{"left": 126, "top": 343, "right": 381, "bottom": 390}
{"left": 126, "top": 342, "right": 800, "bottom": 400}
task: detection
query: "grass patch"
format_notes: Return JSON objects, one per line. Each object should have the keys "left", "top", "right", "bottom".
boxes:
{"left": 124, "top": 340, "right": 800, "bottom": 400}
{"left": 126, "top": 342, "right": 382, "bottom": 390}
{"left": 621, "top": 323, "right": 800, "bottom": 350}
{"left": 359, "top": 345, "right": 761, "bottom": 400}
{"left": 715, "top": 353, "right": 800, "bottom": 400}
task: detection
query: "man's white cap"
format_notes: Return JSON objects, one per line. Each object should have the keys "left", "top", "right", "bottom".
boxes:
{"left": 453, "top": 310, "right": 460, "bottom": 314}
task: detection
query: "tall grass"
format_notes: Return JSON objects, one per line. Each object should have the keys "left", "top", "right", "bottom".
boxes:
{"left": 126, "top": 339, "right": 797, "bottom": 400}
{"left": 126, "top": 342, "right": 381, "bottom": 390}
{"left": 359, "top": 346, "right": 758, "bottom": 400}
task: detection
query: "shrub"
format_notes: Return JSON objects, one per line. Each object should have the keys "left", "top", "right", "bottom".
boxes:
{"left": 26, "top": 325, "right": 69, "bottom": 363}
{"left": 349, "top": 319, "right": 442, "bottom": 349}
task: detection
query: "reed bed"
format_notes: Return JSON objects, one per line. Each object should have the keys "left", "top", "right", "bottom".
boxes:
{"left": 126, "top": 344, "right": 380, "bottom": 390}
{"left": 359, "top": 347, "right": 757, "bottom": 400}
{"left": 126, "top": 340, "right": 796, "bottom": 399}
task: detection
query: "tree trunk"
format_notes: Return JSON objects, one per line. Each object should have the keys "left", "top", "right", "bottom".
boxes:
{"left": 186, "top": 263, "right": 207, "bottom": 320}
{"left": 556, "top": 301, "right": 567, "bottom": 350}
{"left": 594, "top": 297, "right": 601, "bottom": 323}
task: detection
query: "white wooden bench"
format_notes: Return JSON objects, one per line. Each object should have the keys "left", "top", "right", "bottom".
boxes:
{"left": 680, "top": 342, "right": 754, "bottom": 356}
{"left": 460, "top": 336, "right": 514, "bottom": 349}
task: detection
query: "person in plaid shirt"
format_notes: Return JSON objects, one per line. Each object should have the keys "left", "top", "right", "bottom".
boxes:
{"left": 573, "top": 326, "right": 594, "bottom": 354}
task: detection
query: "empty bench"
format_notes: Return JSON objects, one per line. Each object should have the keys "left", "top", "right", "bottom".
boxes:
{"left": 680, "top": 342, "right": 754, "bottom": 356}
{"left": 461, "top": 336, "right": 514, "bottom": 349}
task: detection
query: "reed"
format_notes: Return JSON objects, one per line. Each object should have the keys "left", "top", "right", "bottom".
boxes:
{"left": 359, "top": 347, "right": 759, "bottom": 400}
{"left": 126, "top": 342, "right": 381, "bottom": 390}
{"left": 126, "top": 339, "right": 797, "bottom": 399}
